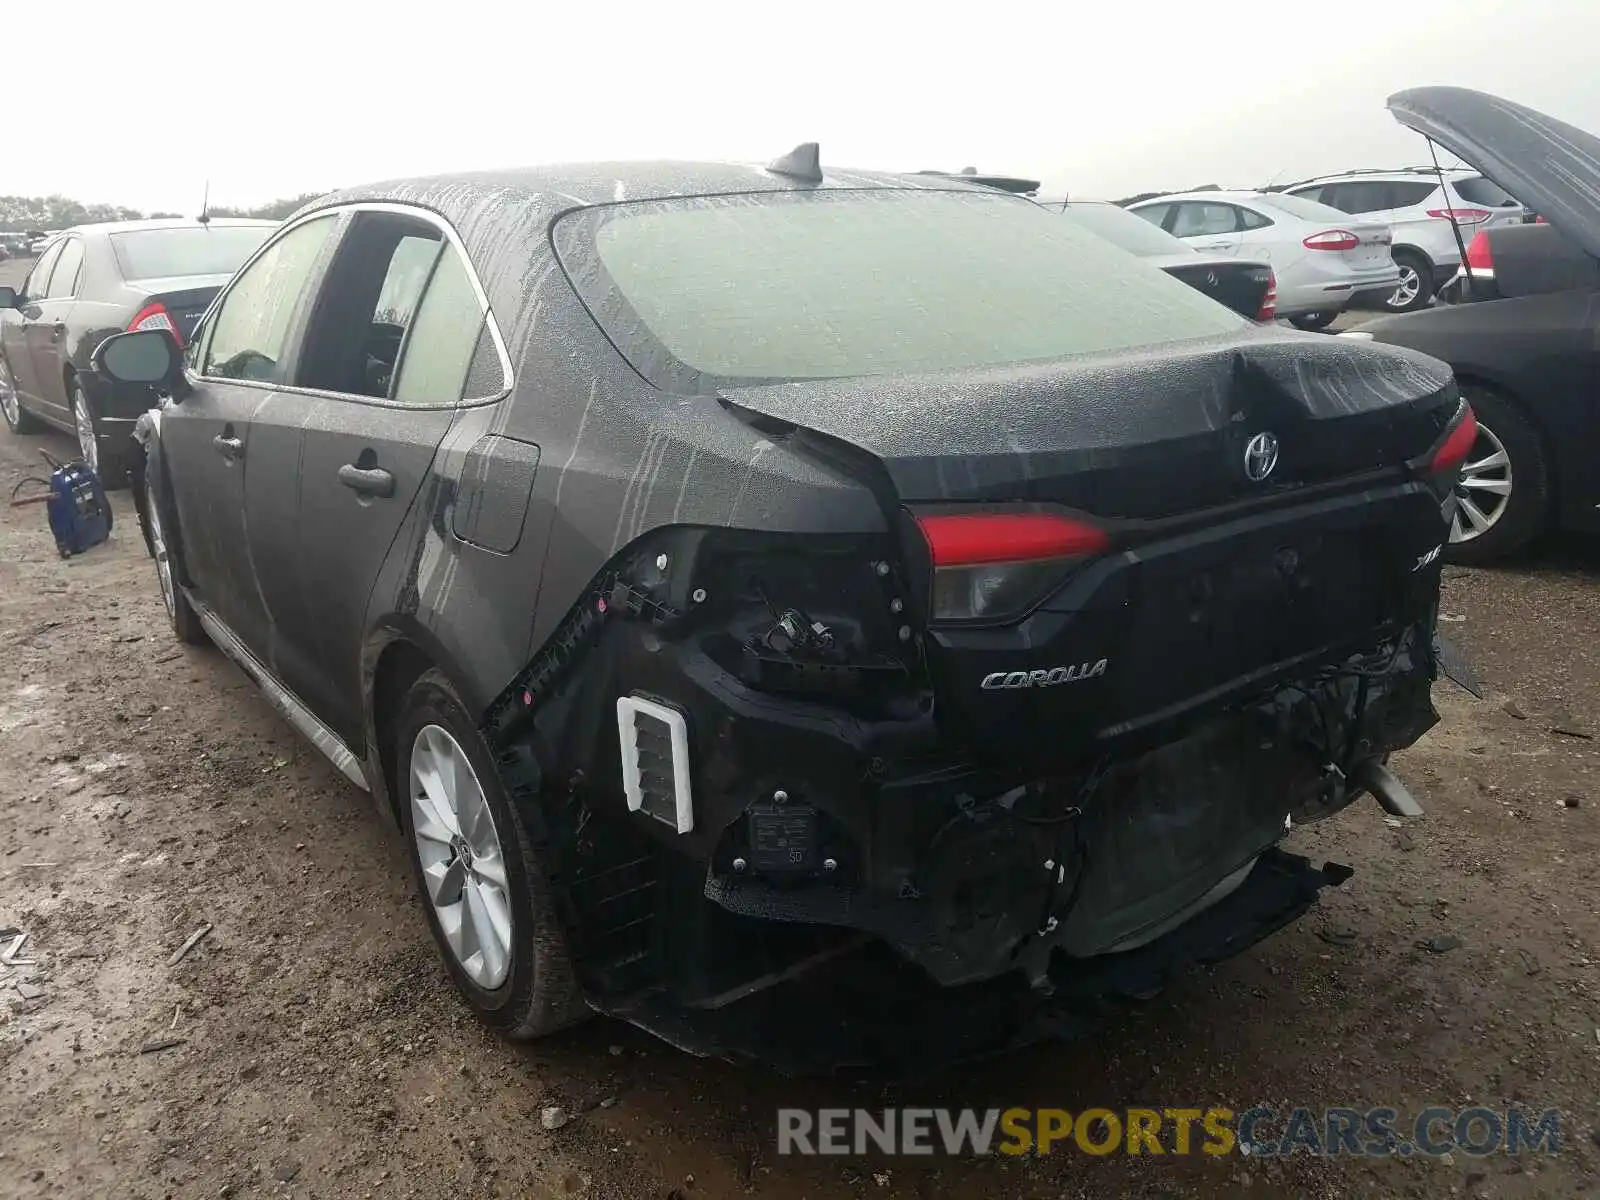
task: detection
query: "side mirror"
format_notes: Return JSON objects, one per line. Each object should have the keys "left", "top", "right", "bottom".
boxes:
{"left": 0, "top": 286, "right": 16, "bottom": 309}
{"left": 93, "top": 329, "right": 188, "bottom": 398}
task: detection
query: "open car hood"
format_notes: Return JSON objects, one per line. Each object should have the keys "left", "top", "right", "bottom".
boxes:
{"left": 1387, "top": 85, "right": 1600, "bottom": 262}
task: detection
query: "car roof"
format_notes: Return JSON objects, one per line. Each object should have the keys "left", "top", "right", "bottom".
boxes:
{"left": 1282, "top": 168, "right": 1475, "bottom": 188}
{"left": 60, "top": 217, "right": 279, "bottom": 237}
{"left": 1129, "top": 190, "right": 1272, "bottom": 205}
{"left": 304, "top": 158, "right": 1009, "bottom": 218}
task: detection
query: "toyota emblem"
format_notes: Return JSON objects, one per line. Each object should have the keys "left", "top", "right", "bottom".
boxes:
{"left": 1244, "top": 432, "right": 1280, "bottom": 482}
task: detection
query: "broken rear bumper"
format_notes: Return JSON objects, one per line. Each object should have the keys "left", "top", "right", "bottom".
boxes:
{"left": 594, "top": 848, "right": 1349, "bottom": 1075}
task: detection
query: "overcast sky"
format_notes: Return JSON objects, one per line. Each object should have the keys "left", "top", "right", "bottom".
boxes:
{"left": 9, "top": 0, "right": 1595, "bottom": 212}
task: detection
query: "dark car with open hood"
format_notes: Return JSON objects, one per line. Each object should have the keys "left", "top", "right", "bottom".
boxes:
{"left": 95, "top": 145, "right": 1474, "bottom": 1072}
{"left": 1346, "top": 86, "right": 1600, "bottom": 565}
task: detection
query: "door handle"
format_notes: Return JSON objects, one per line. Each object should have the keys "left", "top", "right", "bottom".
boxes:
{"left": 51, "top": 322, "right": 65, "bottom": 339}
{"left": 212, "top": 433, "right": 244, "bottom": 460}
{"left": 338, "top": 463, "right": 395, "bottom": 498}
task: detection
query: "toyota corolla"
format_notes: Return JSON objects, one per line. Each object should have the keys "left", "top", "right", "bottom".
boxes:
{"left": 96, "top": 146, "right": 1472, "bottom": 1071}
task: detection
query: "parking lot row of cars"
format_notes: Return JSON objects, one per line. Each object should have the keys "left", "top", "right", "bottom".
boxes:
{"left": 0, "top": 83, "right": 1596, "bottom": 1071}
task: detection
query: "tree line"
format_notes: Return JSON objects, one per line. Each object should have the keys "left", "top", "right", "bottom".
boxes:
{"left": 0, "top": 191, "right": 328, "bottom": 232}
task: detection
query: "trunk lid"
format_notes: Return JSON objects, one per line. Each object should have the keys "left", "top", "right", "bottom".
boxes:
{"left": 720, "top": 330, "right": 1457, "bottom": 517}
{"left": 1387, "top": 85, "right": 1600, "bottom": 263}
{"left": 1157, "top": 257, "right": 1273, "bottom": 320}
{"left": 130, "top": 274, "right": 231, "bottom": 343}
{"left": 720, "top": 331, "right": 1458, "bottom": 771}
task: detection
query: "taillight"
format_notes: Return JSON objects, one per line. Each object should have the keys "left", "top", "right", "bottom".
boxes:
{"left": 128, "top": 301, "right": 183, "bottom": 348}
{"left": 1302, "top": 230, "right": 1361, "bottom": 252}
{"left": 1429, "top": 404, "right": 1478, "bottom": 476}
{"left": 1255, "top": 269, "right": 1278, "bottom": 323}
{"left": 1426, "top": 207, "right": 1492, "bottom": 224}
{"left": 1463, "top": 230, "right": 1494, "bottom": 271}
{"left": 913, "top": 510, "right": 1111, "bottom": 622}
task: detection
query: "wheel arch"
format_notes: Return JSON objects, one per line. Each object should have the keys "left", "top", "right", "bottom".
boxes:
{"left": 362, "top": 619, "right": 484, "bottom": 827}
{"left": 1452, "top": 372, "right": 1561, "bottom": 528}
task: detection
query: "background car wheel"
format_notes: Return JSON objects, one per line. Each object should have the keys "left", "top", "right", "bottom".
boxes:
{"left": 1444, "top": 386, "right": 1550, "bottom": 566}
{"left": 1383, "top": 249, "right": 1434, "bottom": 313}
{"left": 397, "top": 669, "right": 588, "bottom": 1039}
{"left": 144, "top": 465, "right": 206, "bottom": 645}
{"left": 0, "top": 352, "right": 41, "bottom": 434}
{"left": 72, "top": 382, "right": 128, "bottom": 488}
{"left": 1289, "top": 311, "right": 1338, "bottom": 331}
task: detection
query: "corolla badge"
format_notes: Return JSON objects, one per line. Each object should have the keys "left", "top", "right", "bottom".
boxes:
{"left": 981, "top": 660, "right": 1109, "bottom": 690}
{"left": 1244, "top": 431, "right": 1280, "bottom": 482}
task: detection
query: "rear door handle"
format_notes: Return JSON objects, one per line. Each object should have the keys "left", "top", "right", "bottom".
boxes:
{"left": 338, "top": 463, "right": 395, "bottom": 498}
{"left": 212, "top": 433, "right": 244, "bottom": 460}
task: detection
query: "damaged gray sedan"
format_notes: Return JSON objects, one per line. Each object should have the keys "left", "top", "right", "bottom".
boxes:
{"left": 95, "top": 148, "right": 1475, "bottom": 1072}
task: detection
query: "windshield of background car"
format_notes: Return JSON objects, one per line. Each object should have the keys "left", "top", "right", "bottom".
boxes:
{"left": 109, "top": 226, "right": 275, "bottom": 281}
{"left": 1253, "top": 193, "right": 1350, "bottom": 224}
{"left": 1057, "top": 201, "right": 1191, "bottom": 256}
{"left": 553, "top": 188, "right": 1244, "bottom": 393}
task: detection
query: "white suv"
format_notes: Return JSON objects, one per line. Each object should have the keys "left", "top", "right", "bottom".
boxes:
{"left": 1279, "top": 169, "right": 1527, "bottom": 311}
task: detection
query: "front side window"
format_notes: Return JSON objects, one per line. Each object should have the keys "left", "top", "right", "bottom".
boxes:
{"left": 554, "top": 189, "right": 1241, "bottom": 393}
{"left": 203, "top": 215, "right": 336, "bottom": 383}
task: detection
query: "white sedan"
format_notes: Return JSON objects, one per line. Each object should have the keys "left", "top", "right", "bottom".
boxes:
{"left": 1125, "top": 191, "right": 1400, "bottom": 330}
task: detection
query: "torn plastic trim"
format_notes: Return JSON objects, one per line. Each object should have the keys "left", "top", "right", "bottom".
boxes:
{"left": 588, "top": 848, "right": 1347, "bottom": 1075}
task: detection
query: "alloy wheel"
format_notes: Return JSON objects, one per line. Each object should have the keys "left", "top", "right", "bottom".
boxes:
{"left": 0, "top": 355, "right": 18, "bottom": 428}
{"left": 1386, "top": 264, "right": 1422, "bottom": 310}
{"left": 1449, "top": 421, "right": 1513, "bottom": 544}
{"left": 147, "top": 490, "right": 178, "bottom": 621}
{"left": 72, "top": 388, "right": 98, "bottom": 475}
{"left": 409, "top": 724, "right": 514, "bottom": 990}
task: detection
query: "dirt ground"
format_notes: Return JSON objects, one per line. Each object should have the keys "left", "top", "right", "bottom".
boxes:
{"left": 3, "top": 273, "right": 1598, "bottom": 1199}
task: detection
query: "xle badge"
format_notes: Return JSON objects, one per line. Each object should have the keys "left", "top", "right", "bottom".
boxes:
{"left": 981, "top": 660, "right": 1109, "bottom": 690}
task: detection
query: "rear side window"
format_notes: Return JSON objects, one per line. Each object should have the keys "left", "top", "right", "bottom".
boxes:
{"left": 110, "top": 225, "right": 273, "bottom": 282}
{"left": 25, "top": 241, "right": 64, "bottom": 298}
{"left": 393, "top": 245, "right": 503, "bottom": 404}
{"left": 554, "top": 190, "right": 1241, "bottom": 392}
{"left": 203, "top": 216, "right": 336, "bottom": 382}
{"left": 1253, "top": 193, "right": 1350, "bottom": 224}
{"left": 46, "top": 239, "right": 83, "bottom": 298}
{"left": 1453, "top": 176, "right": 1520, "bottom": 208}
{"left": 1388, "top": 180, "right": 1439, "bottom": 208}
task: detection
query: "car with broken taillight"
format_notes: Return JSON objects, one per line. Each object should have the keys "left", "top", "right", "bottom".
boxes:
{"left": 94, "top": 145, "right": 1474, "bottom": 1071}
{"left": 0, "top": 217, "right": 277, "bottom": 484}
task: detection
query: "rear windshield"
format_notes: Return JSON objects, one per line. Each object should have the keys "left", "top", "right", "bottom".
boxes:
{"left": 1057, "top": 201, "right": 1190, "bottom": 257}
{"left": 110, "top": 225, "right": 275, "bottom": 281}
{"left": 1453, "top": 176, "right": 1521, "bottom": 208}
{"left": 554, "top": 189, "right": 1242, "bottom": 391}
{"left": 1253, "top": 193, "right": 1349, "bottom": 223}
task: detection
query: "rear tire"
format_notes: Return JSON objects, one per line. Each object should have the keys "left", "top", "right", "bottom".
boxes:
{"left": 396, "top": 669, "right": 588, "bottom": 1039}
{"left": 1289, "top": 311, "right": 1338, "bottom": 332}
{"left": 0, "top": 350, "right": 41, "bottom": 434}
{"left": 1444, "top": 385, "right": 1550, "bottom": 566}
{"left": 72, "top": 381, "right": 129, "bottom": 489}
{"left": 1383, "top": 249, "right": 1434, "bottom": 313}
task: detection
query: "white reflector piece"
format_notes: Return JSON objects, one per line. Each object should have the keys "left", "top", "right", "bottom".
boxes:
{"left": 616, "top": 694, "right": 694, "bottom": 834}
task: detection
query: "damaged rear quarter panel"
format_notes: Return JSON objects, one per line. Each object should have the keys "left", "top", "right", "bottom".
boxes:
{"left": 342, "top": 179, "right": 890, "bottom": 812}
